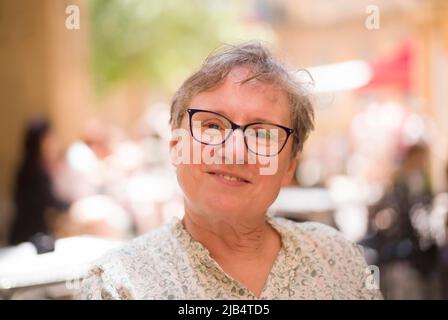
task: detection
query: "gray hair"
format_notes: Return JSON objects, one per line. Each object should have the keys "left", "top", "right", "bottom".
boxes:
{"left": 169, "top": 41, "right": 314, "bottom": 156}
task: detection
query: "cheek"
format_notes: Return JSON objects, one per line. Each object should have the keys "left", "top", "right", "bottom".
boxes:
{"left": 255, "top": 156, "right": 292, "bottom": 189}
{"left": 176, "top": 164, "right": 200, "bottom": 198}
{"left": 256, "top": 174, "right": 283, "bottom": 195}
{"left": 244, "top": 176, "right": 282, "bottom": 213}
{"left": 252, "top": 162, "right": 289, "bottom": 203}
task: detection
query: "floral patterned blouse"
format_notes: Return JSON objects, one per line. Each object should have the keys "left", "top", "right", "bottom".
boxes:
{"left": 79, "top": 216, "right": 383, "bottom": 300}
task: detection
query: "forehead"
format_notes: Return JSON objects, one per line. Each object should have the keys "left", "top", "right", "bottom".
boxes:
{"left": 190, "top": 67, "right": 290, "bottom": 125}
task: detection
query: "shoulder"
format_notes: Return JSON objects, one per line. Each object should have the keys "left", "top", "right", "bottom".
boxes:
{"left": 100, "top": 219, "right": 178, "bottom": 265}
{"left": 272, "top": 217, "right": 355, "bottom": 248}
{"left": 272, "top": 217, "right": 366, "bottom": 262}
{"left": 79, "top": 219, "right": 181, "bottom": 299}
{"left": 271, "top": 217, "right": 383, "bottom": 299}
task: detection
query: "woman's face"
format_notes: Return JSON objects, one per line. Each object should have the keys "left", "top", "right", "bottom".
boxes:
{"left": 171, "top": 67, "right": 297, "bottom": 224}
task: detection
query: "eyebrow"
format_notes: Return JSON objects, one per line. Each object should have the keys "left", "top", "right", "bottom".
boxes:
{"left": 199, "top": 107, "right": 279, "bottom": 125}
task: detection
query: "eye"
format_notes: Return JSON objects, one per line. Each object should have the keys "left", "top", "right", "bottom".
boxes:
{"left": 202, "top": 119, "right": 226, "bottom": 131}
{"left": 206, "top": 123, "right": 221, "bottom": 130}
{"left": 254, "top": 129, "right": 277, "bottom": 140}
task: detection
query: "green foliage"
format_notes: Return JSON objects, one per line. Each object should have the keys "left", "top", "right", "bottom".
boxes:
{"left": 88, "top": 0, "right": 253, "bottom": 93}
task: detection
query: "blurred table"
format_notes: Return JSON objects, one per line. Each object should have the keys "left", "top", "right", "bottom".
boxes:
{"left": 0, "top": 236, "right": 122, "bottom": 299}
{"left": 271, "top": 187, "right": 335, "bottom": 213}
{"left": 270, "top": 187, "right": 336, "bottom": 226}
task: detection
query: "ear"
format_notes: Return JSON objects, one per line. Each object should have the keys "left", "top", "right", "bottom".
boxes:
{"left": 169, "top": 136, "right": 180, "bottom": 168}
{"left": 281, "top": 157, "right": 297, "bottom": 187}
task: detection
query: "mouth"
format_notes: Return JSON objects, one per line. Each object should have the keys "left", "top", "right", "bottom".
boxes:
{"left": 206, "top": 170, "right": 252, "bottom": 184}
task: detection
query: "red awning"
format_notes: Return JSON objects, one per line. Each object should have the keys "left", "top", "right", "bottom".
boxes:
{"left": 360, "top": 41, "right": 414, "bottom": 92}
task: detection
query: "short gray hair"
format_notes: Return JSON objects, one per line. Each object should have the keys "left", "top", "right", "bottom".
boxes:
{"left": 169, "top": 41, "right": 314, "bottom": 156}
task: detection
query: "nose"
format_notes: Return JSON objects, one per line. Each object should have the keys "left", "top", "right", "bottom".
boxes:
{"left": 217, "top": 128, "right": 248, "bottom": 164}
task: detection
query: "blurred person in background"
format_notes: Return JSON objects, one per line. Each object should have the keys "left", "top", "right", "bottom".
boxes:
{"left": 364, "top": 143, "right": 437, "bottom": 298}
{"left": 53, "top": 119, "right": 136, "bottom": 239}
{"left": 58, "top": 118, "right": 113, "bottom": 201}
{"left": 8, "top": 116, "right": 70, "bottom": 247}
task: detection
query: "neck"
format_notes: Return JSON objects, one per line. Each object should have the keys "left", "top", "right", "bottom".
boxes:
{"left": 182, "top": 207, "right": 277, "bottom": 260}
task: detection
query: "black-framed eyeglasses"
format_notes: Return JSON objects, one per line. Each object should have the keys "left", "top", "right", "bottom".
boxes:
{"left": 186, "top": 108, "right": 295, "bottom": 157}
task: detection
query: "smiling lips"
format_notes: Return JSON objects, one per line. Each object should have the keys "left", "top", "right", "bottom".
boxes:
{"left": 206, "top": 170, "right": 251, "bottom": 184}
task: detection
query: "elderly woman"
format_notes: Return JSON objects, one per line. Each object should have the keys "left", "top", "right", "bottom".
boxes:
{"left": 80, "top": 43, "right": 382, "bottom": 300}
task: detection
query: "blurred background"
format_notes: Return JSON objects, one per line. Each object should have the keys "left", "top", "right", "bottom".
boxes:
{"left": 1, "top": 0, "right": 448, "bottom": 299}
